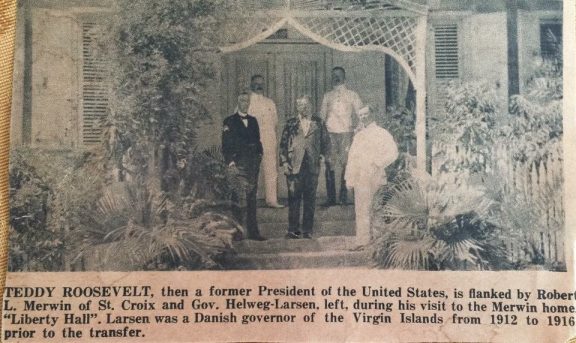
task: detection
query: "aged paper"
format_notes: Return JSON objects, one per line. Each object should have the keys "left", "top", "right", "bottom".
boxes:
{"left": 0, "top": 0, "right": 18, "bottom": 326}
{"left": 1, "top": 0, "right": 576, "bottom": 342}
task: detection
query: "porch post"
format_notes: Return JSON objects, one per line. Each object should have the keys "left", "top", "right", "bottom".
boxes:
{"left": 415, "top": 15, "right": 427, "bottom": 171}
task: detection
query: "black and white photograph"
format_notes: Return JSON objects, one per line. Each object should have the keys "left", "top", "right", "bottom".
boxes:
{"left": 7, "top": 0, "right": 565, "bottom": 272}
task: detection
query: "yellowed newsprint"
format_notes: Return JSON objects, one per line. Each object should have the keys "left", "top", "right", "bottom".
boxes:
{"left": 1, "top": 0, "right": 576, "bottom": 342}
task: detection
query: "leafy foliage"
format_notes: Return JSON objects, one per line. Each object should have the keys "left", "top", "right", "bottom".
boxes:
{"left": 105, "top": 0, "right": 242, "bottom": 189}
{"left": 73, "top": 181, "right": 242, "bottom": 271}
{"left": 430, "top": 81, "right": 504, "bottom": 177}
{"left": 378, "top": 106, "right": 417, "bottom": 182}
{"left": 181, "top": 146, "right": 249, "bottom": 201}
{"left": 483, "top": 161, "right": 563, "bottom": 269}
{"left": 404, "top": 33, "right": 565, "bottom": 270}
{"left": 381, "top": 105, "right": 416, "bottom": 155}
{"left": 502, "top": 53, "right": 562, "bottom": 165}
{"left": 8, "top": 149, "right": 106, "bottom": 271}
{"left": 371, "top": 172, "right": 510, "bottom": 270}
{"left": 54, "top": 0, "right": 247, "bottom": 271}
{"left": 9, "top": 150, "right": 55, "bottom": 271}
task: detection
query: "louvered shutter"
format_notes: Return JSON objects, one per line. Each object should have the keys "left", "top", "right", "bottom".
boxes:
{"left": 81, "top": 22, "right": 108, "bottom": 145}
{"left": 434, "top": 24, "right": 459, "bottom": 79}
{"left": 433, "top": 24, "right": 459, "bottom": 116}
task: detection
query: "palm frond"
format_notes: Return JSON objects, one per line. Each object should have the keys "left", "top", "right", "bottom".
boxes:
{"left": 442, "top": 238, "right": 484, "bottom": 268}
{"left": 385, "top": 235, "right": 436, "bottom": 270}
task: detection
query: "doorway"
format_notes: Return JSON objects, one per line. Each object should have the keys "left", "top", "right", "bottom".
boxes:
{"left": 221, "top": 31, "right": 392, "bottom": 200}
{"left": 222, "top": 36, "right": 332, "bottom": 199}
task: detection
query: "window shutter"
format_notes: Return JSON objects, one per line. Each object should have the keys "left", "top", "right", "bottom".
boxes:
{"left": 81, "top": 22, "right": 108, "bottom": 146}
{"left": 433, "top": 24, "right": 459, "bottom": 117}
{"left": 434, "top": 24, "right": 459, "bottom": 80}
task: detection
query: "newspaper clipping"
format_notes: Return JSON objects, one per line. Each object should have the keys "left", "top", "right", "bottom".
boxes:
{"left": 3, "top": 0, "right": 575, "bottom": 342}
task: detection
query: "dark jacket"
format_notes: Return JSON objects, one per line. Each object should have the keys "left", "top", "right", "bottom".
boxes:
{"left": 280, "top": 115, "right": 330, "bottom": 175}
{"left": 222, "top": 113, "right": 263, "bottom": 165}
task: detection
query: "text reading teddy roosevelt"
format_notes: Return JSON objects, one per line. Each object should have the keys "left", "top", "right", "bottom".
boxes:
{"left": 3, "top": 285, "right": 576, "bottom": 340}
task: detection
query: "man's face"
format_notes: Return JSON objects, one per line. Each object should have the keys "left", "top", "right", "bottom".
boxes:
{"left": 250, "top": 77, "right": 265, "bottom": 95}
{"left": 296, "top": 99, "right": 311, "bottom": 118}
{"left": 238, "top": 94, "right": 250, "bottom": 113}
{"left": 359, "top": 109, "right": 373, "bottom": 126}
{"left": 331, "top": 69, "right": 345, "bottom": 87}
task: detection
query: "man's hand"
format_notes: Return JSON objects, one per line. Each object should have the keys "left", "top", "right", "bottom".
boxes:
{"left": 282, "top": 163, "right": 292, "bottom": 175}
{"left": 176, "top": 159, "right": 187, "bottom": 170}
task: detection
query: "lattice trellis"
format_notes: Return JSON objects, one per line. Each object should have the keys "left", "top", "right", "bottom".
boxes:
{"left": 221, "top": 0, "right": 425, "bottom": 75}
{"left": 221, "top": 0, "right": 429, "bottom": 170}
{"left": 235, "top": 0, "right": 426, "bottom": 13}
{"left": 220, "top": 16, "right": 286, "bottom": 48}
{"left": 295, "top": 16, "right": 417, "bottom": 71}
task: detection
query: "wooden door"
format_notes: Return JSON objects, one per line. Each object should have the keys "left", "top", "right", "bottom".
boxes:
{"left": 222, "top": 42, "right": 332, "bottom": 199}
{"left": 221, "top": 54, "right": 273, "bottom": 116}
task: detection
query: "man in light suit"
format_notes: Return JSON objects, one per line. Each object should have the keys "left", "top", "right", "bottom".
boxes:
{"left": 279, "top": 96, "right": 330, "bottom": 239}
{"left": 248, "top": 75, "right": 283, "bottom": 208}
{"left": 222, "top": 91, "right": 265, "bottom": 241}
{"left": 346, "top": 106, "right": 398, "bottom": 247}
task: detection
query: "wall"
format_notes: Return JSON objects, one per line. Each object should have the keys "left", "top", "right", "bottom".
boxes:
{"left": 30, "top": 8, "right": 80, "bottom": 148}
{"left": 460, "top": 12, "right": 509, "bottom": 99}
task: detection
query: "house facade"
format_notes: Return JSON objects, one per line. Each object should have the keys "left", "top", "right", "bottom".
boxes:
{"left": 9, "top": 0, "right": 563, "bottom": 187}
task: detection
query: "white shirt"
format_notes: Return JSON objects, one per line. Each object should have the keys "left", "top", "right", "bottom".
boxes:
{"left": 320, "top": 84, "right": 363, "bottom": 133}
{"left": 238, "top": 111, "right": 249, "bottom": 127}
{"left": 345, "top": 122, "right": 398, "bottom": 188}
{"left": 299, "top": 115, "right": 311, "bottom": 136}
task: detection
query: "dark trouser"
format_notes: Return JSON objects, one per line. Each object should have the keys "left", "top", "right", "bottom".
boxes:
{"left": 325, "top": 132, "right": 353, "bottom": 204}
{"left": 287, "top": 157, "right": 319, "bottom": 234}
{"left": 232, "top": 153, "right": 262, "bottom": 239}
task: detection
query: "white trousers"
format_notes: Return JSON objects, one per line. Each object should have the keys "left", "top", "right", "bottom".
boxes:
{"left": 352, "top": 170, "right": 386, "bottom": 246}
{"left": 354, "top": 185, "right": 374, "bottom": 246}
{"left": 261, "top": 135, "right": 279, "bottom": 204}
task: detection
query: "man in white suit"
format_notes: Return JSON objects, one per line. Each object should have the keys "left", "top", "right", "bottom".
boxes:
{"left": 320, "top": 66, "right": 363, "bottom": 206}
{"left": 345, "top": 106, "right": 398, "bottom": 247}
{"left": 248, "top": 75, "right": 284, "bottom": 208}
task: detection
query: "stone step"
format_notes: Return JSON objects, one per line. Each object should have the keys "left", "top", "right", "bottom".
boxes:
{"left": 257, "top": 204, "right": 355, "bottom": 223}
{"left": 234, "top": 236, "right": 358, "bottom": 254}
{"left": 224, "top": 250, "right": 372, "bottom": 270}
{"left": 258, "top": 220, "right": 356, "bottom": 239}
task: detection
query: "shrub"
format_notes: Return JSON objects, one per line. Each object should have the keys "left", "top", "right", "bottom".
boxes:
{"left": 430, "top": 81, "right": 504, "bottom": 181}
{"left": 72, "top": 181, "right": 242, "bottom": 271}
{"left": 8, "top": 148, "right": 106, "bottom": 271}
{"left": 105, "top": 0, "right": 242, "bottom": 189}
{"left": 371, "top": 172, "right": 510, "bottom": 271}
{"left": 9, "top": 150, "right": 54, "bottom": 271}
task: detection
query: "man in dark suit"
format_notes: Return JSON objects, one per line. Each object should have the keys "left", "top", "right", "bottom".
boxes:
{"left": 279, "top": 96, "right": 330, "bottom": 239}
{"left": 222, "top": 91, "right": 265, "bottom": 241}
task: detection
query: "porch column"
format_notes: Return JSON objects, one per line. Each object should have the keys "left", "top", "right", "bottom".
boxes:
{"left": 415, "top": 15, "right": 427, "bottom": 171}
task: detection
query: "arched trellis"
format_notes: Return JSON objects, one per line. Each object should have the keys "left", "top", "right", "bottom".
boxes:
{"left": 219, "top": 0, "right": 428, "bottom": 171}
